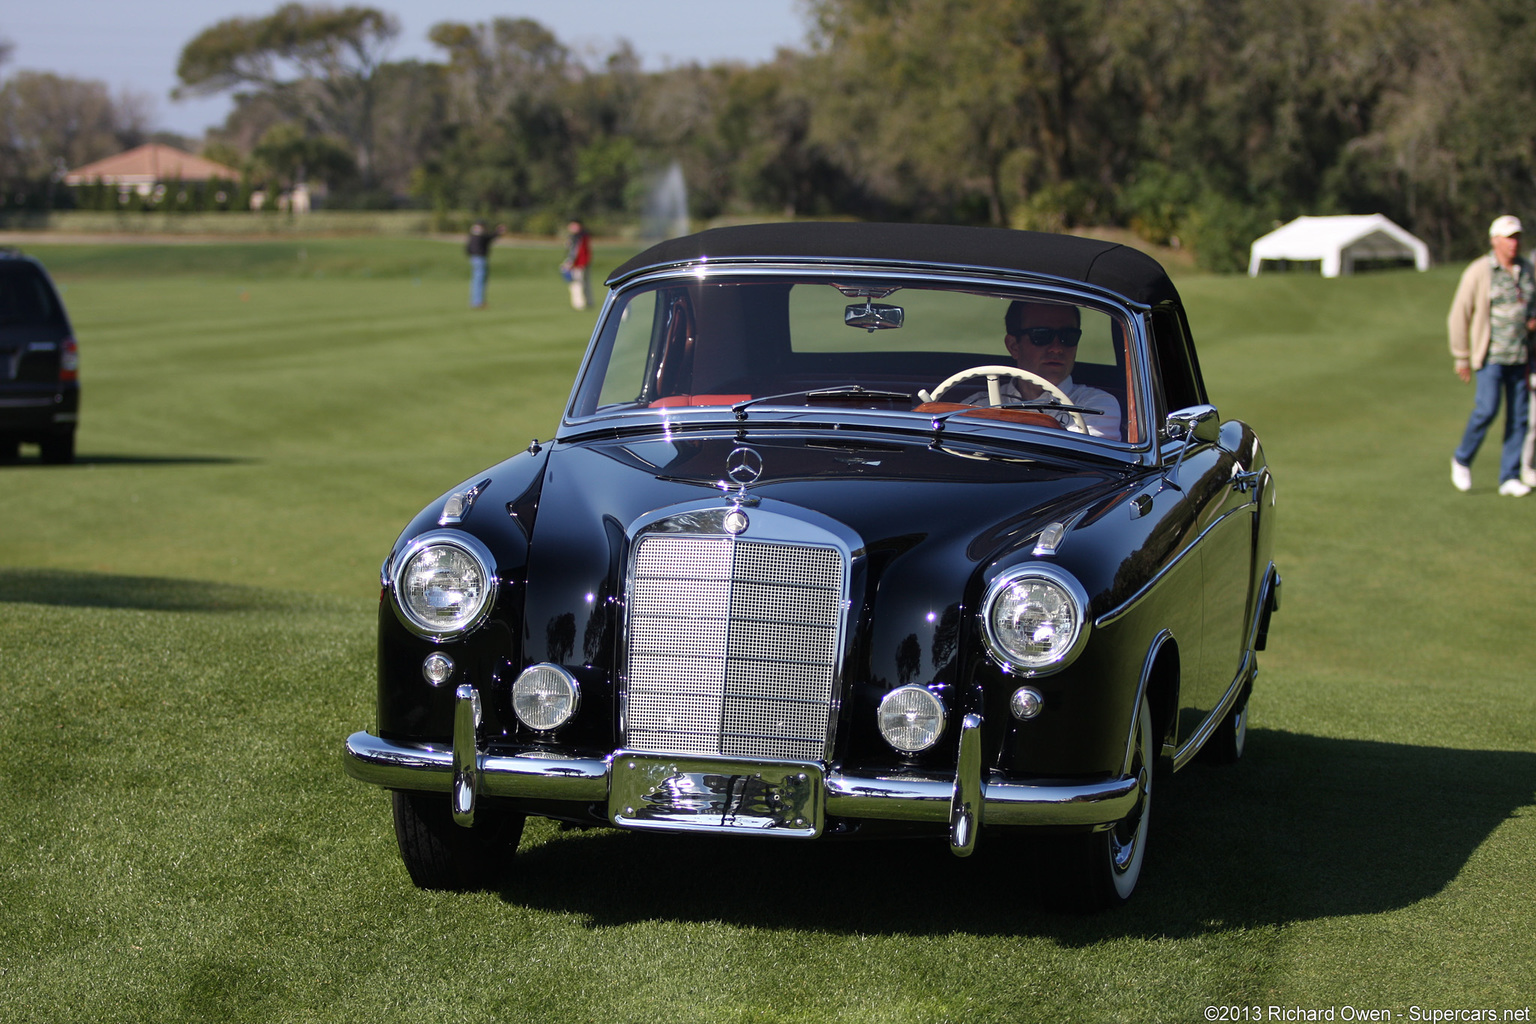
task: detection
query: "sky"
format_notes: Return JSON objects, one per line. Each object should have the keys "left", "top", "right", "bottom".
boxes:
{"left": 1, "top": 1, "right": 813, "bottom": 137}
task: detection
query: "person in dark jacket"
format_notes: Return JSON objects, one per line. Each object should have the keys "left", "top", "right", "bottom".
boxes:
{"left": 466, "top": 221, "right": 505, "bottom": 309}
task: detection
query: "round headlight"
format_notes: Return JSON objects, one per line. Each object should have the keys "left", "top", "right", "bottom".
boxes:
{"left": 392, "top": 532, "right": 497, "bottom": 638}
{"left": 512, "top": 663, "right": 580, "bottom": 731}
{"left": 982, "top": 565, "right": 1089, "bottom": 674}
{"left": 876, "top": 685, "right": 946, "bottom": 753}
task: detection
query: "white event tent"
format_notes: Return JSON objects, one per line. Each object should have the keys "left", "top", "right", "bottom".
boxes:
{"left": 1248, "top": 214, "right": 1431, "bottom": 277}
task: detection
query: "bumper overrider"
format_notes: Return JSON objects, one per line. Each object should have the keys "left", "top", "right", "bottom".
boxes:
{"left": 343, "top": 684, "right": 1143, "bottom": 857}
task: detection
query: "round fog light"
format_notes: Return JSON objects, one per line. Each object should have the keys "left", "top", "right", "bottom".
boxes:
{"left": 1010, "top": 686, "right": 1044, "bottom": 720}
{"left": 422, "top": 652, "right": 455, "bottom": 687}
{"left": 511, "top": 663, "right": 580, "bottom": 731}
{"left": 876, "top": 685, "right": 946, "bottom": 753}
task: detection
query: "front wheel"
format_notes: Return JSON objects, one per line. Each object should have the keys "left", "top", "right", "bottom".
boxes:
{"left": 391, "top": 790, "right": 525, "bottom": 891}
{"left": 1039, "top": 695, "right": 1154, "bottom": 911}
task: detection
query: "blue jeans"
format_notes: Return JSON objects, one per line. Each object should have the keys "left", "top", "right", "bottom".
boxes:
{"left": 469, "top": 256, "right": 488, "bottom": 307}
{"left": 1455, "top": 362, "right": 1531, "bottom": 483}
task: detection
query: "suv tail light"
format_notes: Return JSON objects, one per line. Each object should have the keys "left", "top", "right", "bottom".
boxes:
{"left": 59, "top": 337, "right": 78, "bottom": 382}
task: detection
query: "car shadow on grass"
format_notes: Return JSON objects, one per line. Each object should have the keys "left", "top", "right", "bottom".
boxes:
{"left": 0, "top": 567, "right": 296, "bottom": 612}
{"left": 495, "top": 728, "right": 1536, "bottom": 939}
{"left": 0, "top": 453, "right": 255, "bottom": 468}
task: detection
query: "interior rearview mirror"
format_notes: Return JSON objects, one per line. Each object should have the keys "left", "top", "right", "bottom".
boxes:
{"left": 845, "top": 303, "right": 905, "bottom": 332}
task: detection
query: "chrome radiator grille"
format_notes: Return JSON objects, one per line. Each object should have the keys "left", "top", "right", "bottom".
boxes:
{"left": 625, "top": 534, "right": 845, "bottom": 761}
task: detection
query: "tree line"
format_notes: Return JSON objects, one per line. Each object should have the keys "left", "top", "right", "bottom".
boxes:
{"left": 4, "top": 0, "right": 1536, "bottom": 269}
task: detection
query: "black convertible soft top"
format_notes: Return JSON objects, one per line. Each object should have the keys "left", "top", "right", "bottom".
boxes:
{"left": 607, "top": 222, "right": 1179, "bottom": 307}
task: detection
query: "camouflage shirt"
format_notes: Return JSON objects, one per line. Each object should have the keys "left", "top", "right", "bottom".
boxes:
{"left": 1486, "top": 253, "right": 1534, "bottom": 365}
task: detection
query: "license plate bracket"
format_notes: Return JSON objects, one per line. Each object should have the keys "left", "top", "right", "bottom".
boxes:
{"left": 609, "top": 753, "right": 824, "bottom": 838}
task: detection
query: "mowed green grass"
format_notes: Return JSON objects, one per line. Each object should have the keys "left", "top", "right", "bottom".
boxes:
{"left": 1, "top": 238, "right": 1533, "bottom": 1023}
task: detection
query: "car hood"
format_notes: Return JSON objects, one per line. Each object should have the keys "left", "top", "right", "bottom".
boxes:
{"left": 516, "top": 431, "right": 1132, "bottom": 679}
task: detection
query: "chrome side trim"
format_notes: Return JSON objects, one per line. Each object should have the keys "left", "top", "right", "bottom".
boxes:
{"left": 1169, "top": 561, "right": 1277, "bottom": 769}
{"left": 1171, "top": 650, "right": 1253, "bottom": 771}
{"left": 949, "top": 714, "right": 983, "bottom": 856}
{"left": 342, "top": 732, "right": 1140, "bottom": 827}
{"left": 1137, "top": 629, "right": 1177, "bottom": 761}
{"left": 1251, "top": 564, "right": 1281, "bottom": 646}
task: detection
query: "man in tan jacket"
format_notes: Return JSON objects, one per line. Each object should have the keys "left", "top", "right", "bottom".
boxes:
{"left": 1448, "top": 215, "right": 1535, "bottom": 495}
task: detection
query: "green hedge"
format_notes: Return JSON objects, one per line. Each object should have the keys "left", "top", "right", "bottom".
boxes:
{"left": 1, "top": 209, "right": 445, "bottom": 236}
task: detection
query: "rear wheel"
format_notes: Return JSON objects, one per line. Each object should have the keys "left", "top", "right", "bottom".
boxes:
{"left": 1199, "top": 690, "right": 1249, "bottom": 766}
{"left": 39, "top": 429, "right": 75, "bottom": 466}
{"left": 391, "top": 790, "right": 525, "bottom": 891}
{"left": 39, "top": 431, "right": 75, "bottom": 465}
{"left": 1039, "top": 695, "right": 1154, "bottom": 911}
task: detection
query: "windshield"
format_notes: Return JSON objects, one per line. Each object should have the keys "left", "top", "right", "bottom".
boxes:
{"left": 569, "top": 275, "right": 1143, "bottom": 444}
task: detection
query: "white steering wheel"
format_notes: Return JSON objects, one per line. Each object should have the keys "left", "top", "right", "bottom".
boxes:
{"left": 920, "top": 365, "right": 1087, "bottom": 433}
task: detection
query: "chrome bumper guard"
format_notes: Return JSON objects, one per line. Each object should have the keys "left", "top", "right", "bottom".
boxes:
{"left": 343, "top": 686, "right": 1141, "bottom": 856}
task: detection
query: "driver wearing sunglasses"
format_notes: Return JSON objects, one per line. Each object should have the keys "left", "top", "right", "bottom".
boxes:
{"left": 996, "top": 300, "right": 1122, "bottom": 439}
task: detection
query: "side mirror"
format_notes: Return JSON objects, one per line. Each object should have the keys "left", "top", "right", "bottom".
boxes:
{"left": 1160, "top": 404, "right": 1221, "bottom": 492}
{"left": 845, "top": 302, "right": 905, "bottom": 332}
{"left": 1166, "top": 404, "right": 1220, "bottom": 444}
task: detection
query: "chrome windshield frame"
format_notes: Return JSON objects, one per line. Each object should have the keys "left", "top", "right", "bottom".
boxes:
{"left": 561, "top": 261, "right": 1158, "bottom": 465}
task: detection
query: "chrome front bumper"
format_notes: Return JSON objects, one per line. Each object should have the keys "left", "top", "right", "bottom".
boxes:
{"left": 343, "top": 685, "right": 1142, "bottom": 857}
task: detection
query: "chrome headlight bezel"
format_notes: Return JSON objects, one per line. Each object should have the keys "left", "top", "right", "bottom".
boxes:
{"left": 980, "top": 563, "right": 1091, "bottom": 676}
{"left": 389, "top": 530, "right": 499, "bottom": 640}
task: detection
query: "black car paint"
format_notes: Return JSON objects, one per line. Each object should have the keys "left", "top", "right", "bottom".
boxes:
{"left": 376, "top": 419, "right": 1268, "bottom": 787}
{"left": 0, "top": 254, "right": 78, "bottom": 461}
{"left": 351, "top": 224, "right": 1278, "bottom": 899}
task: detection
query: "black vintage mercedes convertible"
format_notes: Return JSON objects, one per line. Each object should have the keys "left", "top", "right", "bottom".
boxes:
{"left": 343, "top": 222, "right": 1280, "bottom": 909}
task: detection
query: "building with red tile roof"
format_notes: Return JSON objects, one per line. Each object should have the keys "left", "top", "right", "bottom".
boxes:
{"left": 64, "top": 144, "right": 239, "bottom": 195}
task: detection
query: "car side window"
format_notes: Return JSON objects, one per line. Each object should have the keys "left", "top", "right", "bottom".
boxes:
{"left": 1148, "top": 304, "right": 1207, "bottom": 415}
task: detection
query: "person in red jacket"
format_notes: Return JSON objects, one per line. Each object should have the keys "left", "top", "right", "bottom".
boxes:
{"left": 561, "top": 220, "right": 592, "bottom": 310}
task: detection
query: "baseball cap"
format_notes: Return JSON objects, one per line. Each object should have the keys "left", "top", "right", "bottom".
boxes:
{"left": 1490, "top": 214, "right": 1523, "bottom": 237}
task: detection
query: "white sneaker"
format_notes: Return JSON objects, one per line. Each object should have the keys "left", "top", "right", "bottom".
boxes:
{"left": 1451, "top": 459, "right": 1472, "bottom": 492}
{"left": 1522, "top": 467, "right": 1536, "bottom": 487}
{"left": 1498, "top": 478, "right": 1531, "bottom": 496}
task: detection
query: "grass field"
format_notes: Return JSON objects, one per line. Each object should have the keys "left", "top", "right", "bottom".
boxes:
{"left": 1, "top": 236, "right": 1532, "bottom": 1023}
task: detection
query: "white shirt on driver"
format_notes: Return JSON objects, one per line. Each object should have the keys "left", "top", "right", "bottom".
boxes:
{"left": 970, "top": 375, "right": 1122, "bottom": 439}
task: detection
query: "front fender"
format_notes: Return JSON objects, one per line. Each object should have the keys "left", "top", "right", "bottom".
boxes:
{"left": 376, "top": 447, "right": 549, "bottom": 742}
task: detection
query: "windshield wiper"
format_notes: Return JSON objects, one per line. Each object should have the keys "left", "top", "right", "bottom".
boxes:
{"left": 999, "top": 401, "right": 1103, "bottom": 415}
{"left": 928, "top": 399, "right": 1103, "bottom": 433}
{"left": 732, "top": 386, "right": 913, "bottom": 421}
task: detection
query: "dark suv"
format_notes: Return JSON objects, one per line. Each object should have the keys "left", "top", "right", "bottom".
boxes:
{"left": 0, "top": 250, "right": 79, "bottom": 464}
